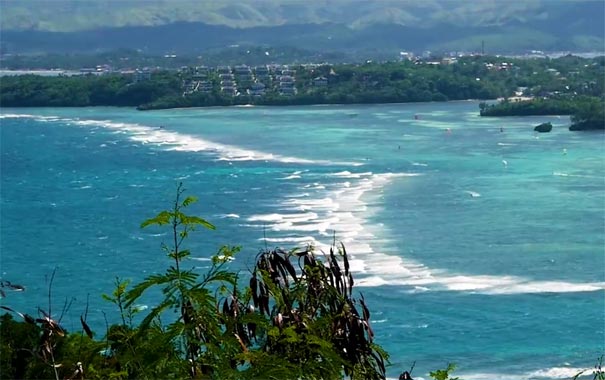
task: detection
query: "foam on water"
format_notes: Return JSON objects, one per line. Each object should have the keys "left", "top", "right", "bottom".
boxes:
{"left": 332, "top": 171, "right": 374, "bottom": 178}
{"left": 0, "top": 113, "right": 61, "bottom": 120}
{"left": 386, "top": 361, "right": 594, "bottom": 379}
{"left": 281, "top": 174, "right": 302, "bottom": 180}
{"left": 217, "top": 213, "right": 240, "bottom": 219}
{"left": 357, "top": 266, "right": 605, "bottom": 295}
{"left": 552, "top": 171, "right": 599, "bottom": 179}
{"left": 464, "top": 190, "right": 481, "bottom": 198}
{"left": 2, "top": 114, "right": 360, "bottom": 166}
{"left": 460, "top": 366, "right": 596, "bottom": 380}
{"left": 247, "top": 172, "right": 420, "bottom": 276}
{"left": 245, "top": 167, "right": 604, "bottom": 295}
{"left": 3, "top": 104, "right": 603, "bottom": 380}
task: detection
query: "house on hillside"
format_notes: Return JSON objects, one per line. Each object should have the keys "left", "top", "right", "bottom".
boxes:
{"left": 313, "top": 76, "right": 328, "bottom": 87}
{"left": 234, "top": 65, "right": 251, "bottom": 75}
{"left": 249, "top": 82, "right": 266, "bottom": 97}
{"left": 196, "top": 66, "right": 209, "bottom": 75}
{"left": 217, "top": 66, "right": 232, "bottom": 74}
{"left": 134, "top": 68, "right": 151, "bottom": 82}
{"left": 79, "top": 68, "right": 96, "bottom": 75}
{"left": 200, "top": 81, "right": 213, "bottom": 93}
{"left": 279, "top": 75, "right": 296, "bottom": 96}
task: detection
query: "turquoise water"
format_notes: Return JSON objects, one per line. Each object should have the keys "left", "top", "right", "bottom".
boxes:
{"left": 1, "top": 102, "right": 603, "bottom": 379}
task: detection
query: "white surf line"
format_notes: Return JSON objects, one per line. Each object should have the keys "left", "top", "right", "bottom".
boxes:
{"left": 71, "top": 119, "right": 336, "bottom": 164}
{"left": 249, "top": 170, "right": 605, "bottom": 296}
{"left": 2, "top": 114, "right": 362, "bottom": 166}
{"left": 357, "top": 270, "right": 605, "bottom": 295}
{"left": 249, "top": 171, "right": 422, "bottom": 276}
{"left": 0, "top": 113, "right": 65, "bottom": 122}
{"left": 459, "top": 365, "right": 596, "bottom": 380}
{"left": 11, "top": 113, "right": 602, "bottom": 295}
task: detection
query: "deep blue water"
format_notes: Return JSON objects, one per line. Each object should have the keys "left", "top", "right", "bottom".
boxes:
{"left": 1, "top": 102, "right": 604, "bottom": 379}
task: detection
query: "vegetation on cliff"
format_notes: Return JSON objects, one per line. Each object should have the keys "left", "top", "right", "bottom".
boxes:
{"left": 0, "top": 184, "right": 390, "bottom": 380}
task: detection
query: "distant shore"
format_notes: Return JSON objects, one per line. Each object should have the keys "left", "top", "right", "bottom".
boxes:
{"left": 0, "top": 69, "right": 83, "bottom": 77}
{"left": 496, "top": 96, "right": 534, "bottom": 102}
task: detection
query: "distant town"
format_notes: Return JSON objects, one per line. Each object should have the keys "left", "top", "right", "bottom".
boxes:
{"left": 0, "top": 51, "right": 603, "bottom": 130}
{"left": 2, "top": 49, "right": 600, "bottom": 100}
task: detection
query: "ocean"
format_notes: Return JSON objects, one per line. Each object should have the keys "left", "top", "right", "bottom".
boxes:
{"left": 1, "top": 101, "right": 603, "bottom": 379}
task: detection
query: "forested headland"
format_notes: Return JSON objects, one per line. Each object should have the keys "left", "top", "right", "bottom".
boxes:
{"left": 479, "top": 96, "right": 605, "bottom": 130}
{"left": 0, "top": 57, "right": 508, "bottom": 109}
{"left": 1, "top": 54, "right": 603, "bottom": 130}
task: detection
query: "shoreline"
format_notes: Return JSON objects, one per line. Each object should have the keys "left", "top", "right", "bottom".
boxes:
{"left": 138, "top": 98, "right": 498, "bottom": 111}
{"left": 1, "top": 98, "right": 494, "bottom": 112}
{"left": 496, "top": 96, "right": 534, "bottom": 102}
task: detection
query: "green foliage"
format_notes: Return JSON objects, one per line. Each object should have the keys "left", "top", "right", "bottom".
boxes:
{"left": 482, "top": 99, "right": 548, "bottom": 116}
{"left": 0, "top": 313, "right": 41, "bottom": 379}
{"left": 570, "top": 97, "right": 605, "bottom": 130}
{"left": 249, "top": 244, "right": 389, "bottom": 380}
{"left": 124, "top": 183, "right": 236, "bottom": 378}
{"left": 0, "top": 71, "right": 179, "bottom": 108}
{"left": 480, "top": 96, "right": 589, "bottom": 116}
{"left": 0, "top": 184, "right": 395, "bottom": 380}
{"left": 477, "top": 54, "right": 604, "bottom": 130}
{"left": 480, "top": 95, "right": 604, "bottom": 131}
{"left": 429, "top": 363, "right": 460, "bottom": 380}
{"left": 102, "top": 277, "right": 138, "bottom": 327}
{"left": 4, "top": 55, "right": 602, "bottom": 111}
{"left": 2, "top": 183, "right": 603, "bottom": 379}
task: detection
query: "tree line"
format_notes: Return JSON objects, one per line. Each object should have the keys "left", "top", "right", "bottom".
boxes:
{"left": 479, "top": 96, "right": 604, "bottom": 130}
{"left": 1, "top": 55, "right": 602, "bottom": 113}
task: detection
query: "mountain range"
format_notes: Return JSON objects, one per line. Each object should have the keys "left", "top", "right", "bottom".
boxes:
{"left": 1, "top": 0, "right": 603, "bottom": 57}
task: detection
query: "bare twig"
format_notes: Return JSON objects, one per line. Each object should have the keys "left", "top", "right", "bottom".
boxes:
{"left": 58, "top": 296, "right": 75, "bottom": 324}
{"left": 46, "top": 268, "right": 57, "bottom": 317}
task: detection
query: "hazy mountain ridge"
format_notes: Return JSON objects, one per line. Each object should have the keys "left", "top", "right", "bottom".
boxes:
{"left": 0, "top": 0, "right": 603, "bottom": 56}
{"left": 1, "top": 0, "right": 602, "bottom": 32}
{"left": 1, "top": 21, "right": 602, "bottom": 57}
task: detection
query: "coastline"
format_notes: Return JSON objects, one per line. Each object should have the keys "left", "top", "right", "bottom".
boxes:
{"left": 496, "top": 96, "right": 534, "bottom": 102}
{"left": 1, "top": 98, "right": 496, "bottom": 112}
{"left": 2, "top": 103, "right": 603, "bottom": 378}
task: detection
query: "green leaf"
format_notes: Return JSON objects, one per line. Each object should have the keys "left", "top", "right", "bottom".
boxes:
{"left": 141, "top": 210, "right": 172, "bottom": 228}
{"left": 138, "top": 298, "right": 174, "bottom": 331}
{"left": 183, "top": 215, "right": 215, "bottom": 230}
{"left": 430, "top": 363, "right": 458, "bottom": 380}
{"left": 101, "top": 293, "right": 113, "bottom": 302}
{"left": 124, "top": 274, "right": 173, "bottom": 307}
{"left": 181, "top": 196, "right": 198, "bottom": 207}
